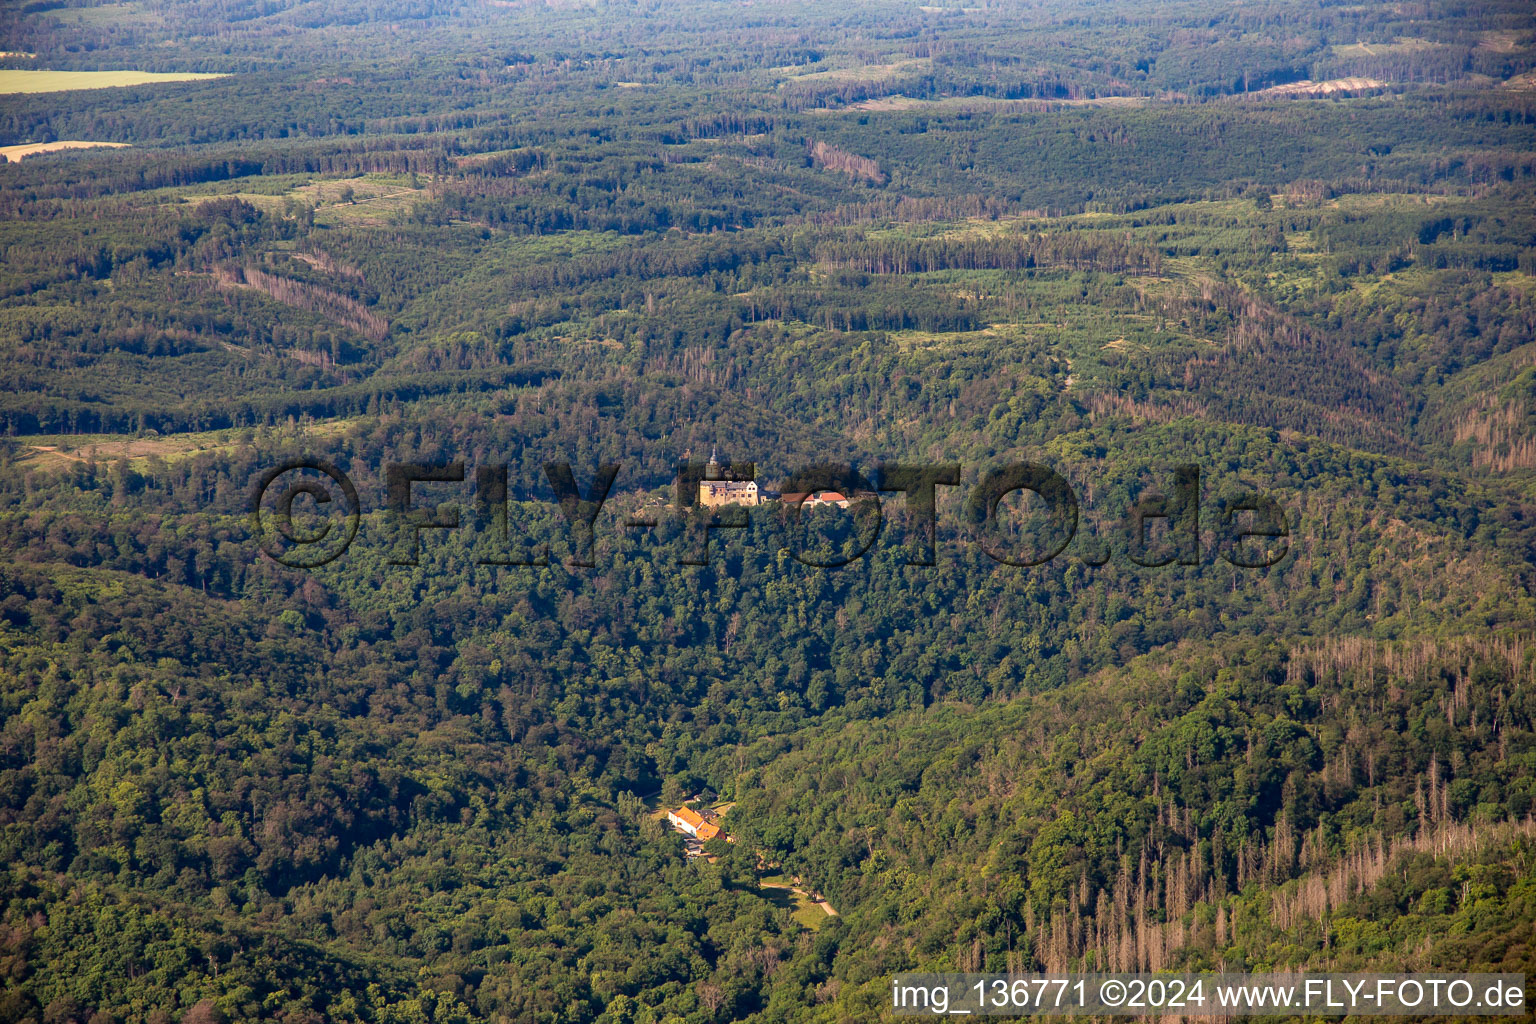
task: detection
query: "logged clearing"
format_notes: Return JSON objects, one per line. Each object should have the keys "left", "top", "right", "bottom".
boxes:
{"left": 1, "top": 140, "right": 130, "bottom": 161}
{"left": 847, "top": 93, "right": 1146, "bottom": 111}
{"left": 0, "top": 69, "right": 228, "bottom": 94}
{"left": 1477, "top": 31, "right": 1520, "bottom": 53}
{"left": 1251, "top": 76, "right": 1387, "bottom": 98}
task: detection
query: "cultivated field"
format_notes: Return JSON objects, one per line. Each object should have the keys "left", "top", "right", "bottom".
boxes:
{"left": 0, "top": 140, "right": 130, "bottom": 161}
{"left": 0, "top": 69, "right": 227, "bottom": 94}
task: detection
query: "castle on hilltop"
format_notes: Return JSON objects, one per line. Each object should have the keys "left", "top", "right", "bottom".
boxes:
{"left": 696, "top": 446, "right": 761, "bottom": 508}
{"left": 689, "top": 446, "right": 850, "bottom": 510}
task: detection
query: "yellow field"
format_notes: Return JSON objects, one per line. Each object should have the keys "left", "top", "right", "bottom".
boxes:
{"left": 1, "top": 140, "right": 130, "bottom": 161}
{"left": 0, "top": 69, "right": 228, "bottom": 94}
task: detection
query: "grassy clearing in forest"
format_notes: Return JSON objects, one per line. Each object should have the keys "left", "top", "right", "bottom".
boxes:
{"left": 12, "top": 421, "right": 356, "bottom": 472}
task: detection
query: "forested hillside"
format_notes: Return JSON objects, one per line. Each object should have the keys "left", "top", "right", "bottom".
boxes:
{"left": 2, "top": 0, "right": 1535, "bottom": 1021}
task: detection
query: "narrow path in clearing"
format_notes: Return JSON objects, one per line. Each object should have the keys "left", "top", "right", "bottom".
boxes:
{"left": 759, "top": 881, "right": 837, "bottom": 916}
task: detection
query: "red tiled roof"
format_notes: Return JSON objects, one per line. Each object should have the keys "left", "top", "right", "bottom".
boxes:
{"left": 782, "top": 490, "right": 850, "bottom": 504}
{"left": 670, "top": 806, "right": 722, "bottom": 841}
{"left": 671, "top": 807, "right": 706, "bottom": 829}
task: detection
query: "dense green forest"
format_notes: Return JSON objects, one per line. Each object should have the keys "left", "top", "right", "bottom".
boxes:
{"left": 2, "top": 0, "right": 1535, "bottom": 1021}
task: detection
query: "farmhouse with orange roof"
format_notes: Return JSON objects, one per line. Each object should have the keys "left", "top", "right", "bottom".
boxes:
{"left": 666, "top": 806, "right": 721, "bottom": 842}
